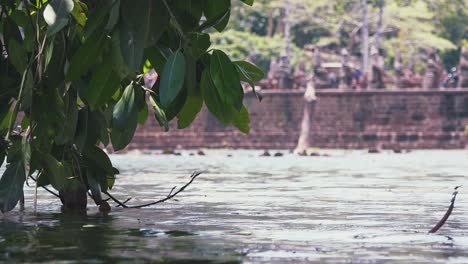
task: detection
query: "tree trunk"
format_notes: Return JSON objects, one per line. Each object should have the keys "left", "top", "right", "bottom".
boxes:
{"left": 294, "top": 82, "right": 317, "bottom": 154}
{"left": 374, "top": 0, "right": 384, "bottom": 52}
{"left": 360, "top": 0, "right": 369, "bottom": 74}
{"left": 267, "top": 8, "right": 274, "bottom": 37}
{"left": 59, "top": 182, "right": 88, "bottom": 212}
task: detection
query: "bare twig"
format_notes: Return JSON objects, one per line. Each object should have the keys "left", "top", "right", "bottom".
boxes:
{"left": 429, "top": 186, "right": 461, "bottom": 234}
{"left": 116, "top": 197, "right": 132, "bottom": 207}
{"left": 105, "top": 171, "right": 202, "bottom": 209}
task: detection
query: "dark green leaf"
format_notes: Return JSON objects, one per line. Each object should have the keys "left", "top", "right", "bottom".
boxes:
{"left": 210, "top": 50, "right": 243, "bottom": 110}
{"left": 145, "top": 0, "right": 170, "bottom": 47}
{"left": 111, "top": 84, "right": 138, "bottom": 151}
{"left": 41, "top": 153, "right": 67, "bottom": 190}
{"left": 74, "top": 108, "right": 89, "bottom": 152}
{"left": 86, "top": 60, "right": 121, "bottom": 110}
{"left": 234, "top": 60, "right": 264, "bottom": 101}
{"left": 231, "top": 105, "right": 249, "bottom": 133}
{"left": 201, "top": 70, "right": 230, "bottom": 125}
{"left": 240, "top": 0, "right": 254, "bottom": 6}
{"left": 55, "top": 93, "right": 78, "bottom": 145}
{"left": 187, "top": 33, "right": 211, "bottom": 59}
{"left": 149, "top": 95, "right": 169, "bottom": 131}
{"left": 83, "top": 145, "right": 114, "bottom": 175}
{"left": 145, "top": 47, "right": 170, "bottom": 74}
{"left": 110, "top": 31, "right": 130, "bottom": 79}
{"left": 7, "top": 39, "right": 27, "bottom": 74}
{"left": 184, "top": 50, "right": 197, "bottom": 95}
{"left": 105, "top": 0, "right": 120, "bottom": 31}
{"left": 66, "top": 32, "right": 105, "bottom": 81}
{"left": 177, "top": 95, "right": 203, "bottom": 129}
{"left": 203, "top": 0, "right": 230, "bottom": 32}
{"left": 119, "top": 0, "right": 152, "bottom": 71}
{"left": 87, "top": 170, "right": 103, "bottom": 204}
{"left": 159, "top": 50, "right": 186, "bottom": 108}
{"left": 138, "top": 102, "right": 149, "bottom": 125}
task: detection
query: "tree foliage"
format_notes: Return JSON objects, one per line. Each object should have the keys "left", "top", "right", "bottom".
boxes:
{"left": 0, "top": 0, "right": 264, "bottom": 212}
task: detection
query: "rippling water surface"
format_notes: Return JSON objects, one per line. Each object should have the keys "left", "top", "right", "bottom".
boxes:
{"left": 1, "top": 150, "right": 468, "bottom": 263}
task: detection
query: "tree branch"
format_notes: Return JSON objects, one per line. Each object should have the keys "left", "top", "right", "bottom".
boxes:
{"left": 104, "top": 171, "right": 203, "bottom": 209}
{"left": 429, "top": 186, "right": 461, "bottom": 234}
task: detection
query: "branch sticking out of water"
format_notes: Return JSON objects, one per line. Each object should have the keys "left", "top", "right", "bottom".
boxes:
{"left": 429, "top": 185, "right": 461, "bottom": 234}
{"left": 104, "top": 171, "right": 203, "bottom": 209}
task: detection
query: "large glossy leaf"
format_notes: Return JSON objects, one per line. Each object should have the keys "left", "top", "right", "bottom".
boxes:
{"left": 66, "top": 32, "right": 105, "bottom": 81}
{"left": 87, "top": 169, "right": 103, "bottom": 204}
{"left": 7, "top": 39, "right": 27, "bottom": 74}
{"left": 86, "top": 60, "right": 121, "bottom": 110}
{"left": 159, "top": 50, "right": 186, "bottom": 108}
{"left": 145, "top": 47, "right": 170, "bottom": 74}
{"left": 201, "top": 70, "right": 230, "bottom": 125}
{"left": 43, "top": 0, "right": 74, "bottom": 35}
{"left": 119, "top": 0, "right": 152, "bottom": 71}
{"left": 240, "top": 0, "right": 254, "bottom": 6}
{"left": 111, "top": 84, "right": 138, "bottom": 151}
{"left": 231, "top": 105, "right": 250, "bottom": 133}
{"left": 177, "top": 95, "right": 203, "bottom": 129}
{"left": 210, "top": 50, "right": 243, "bottom": 111}
{"left": 74, "top": 108, "right": 89, "bottom": 152}
{"left": 203, "top": 0, "right": 230, "bottom": 32}
{"left": 105, "top": 0, "right": 120, "bottom": 31}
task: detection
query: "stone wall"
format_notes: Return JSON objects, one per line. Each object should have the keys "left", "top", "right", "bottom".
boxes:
{"left": 129, "top": 89, "right": 468, "bottom": 150}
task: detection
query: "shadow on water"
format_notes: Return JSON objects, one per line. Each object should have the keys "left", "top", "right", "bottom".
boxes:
{"left": 0, "top": 212, "right": 241, "bottom": 263}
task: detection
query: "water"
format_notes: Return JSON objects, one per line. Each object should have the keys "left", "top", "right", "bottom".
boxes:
{"left": 1, "top": 150, "right": 468, "bottom": 263}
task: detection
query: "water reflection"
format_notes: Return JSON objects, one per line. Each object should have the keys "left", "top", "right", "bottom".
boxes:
{"left": 0, "top": 150, "right": 467, "bottom": 263}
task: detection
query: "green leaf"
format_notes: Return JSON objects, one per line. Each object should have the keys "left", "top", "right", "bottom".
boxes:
{"left": 83, "top": 145, "right": 114, "bottom": 175}
{"left": 44, "top": 39, "right": 55, "bottom": 70}
{"left": 66, "top": 32, "right": 105, "bottom": 81}
{"left": 177, "top": 95, "right": 203, "bottom": 129}
{"left": 110, "top": 31, "right": 130, "bottom": 79}
{"left": 43, "top": 0, "right": 74, "bottom": 35}
{"left": 119, "top": 0, "right": 152, "bottom": 71}
{"left": 145, "top": 0, "right": 170, "bottom": 47}
{"left": 183, "top": 50, "right": 197, "bottom": 95}
{"left": 7, "top": 39, "right": 28, "bottom": 74}
{"left": 187, "top": 33, "right": 211, "bottom": 59}
{"left": 138, "top": 102, "right": 149, "bottom": 125}
{"left": 145, "top": 47, "right": 169, "bottom": 74}
{"left": 71, "top": 1, "right": 87, "bottom": 26}
{"left": 203, "top": 0, "right": 230, "bottom": 32}
{"left": 111, "top": 84, "right": 138, "bottom": 151}
{"left": 0, "top": 138, "right": 30, "bottom": 213}
{"left": 159, "top": 50, "right": 186, "bottom": 108}
{"left": 84, "top": 0, "right": 113, "bottom": 38}
{"left": 231, "top": 105, "right": 249, "bottom": 133}
{"left": 55, "top": 93, "right": 78, "bottom": 145}
{"left": 201, "top": 69, "right": 230, "bottom": 125}
{"left": 240, "top": 0, "right": 254, "bottom": 6}
{"left": 74, "top": 108, "right": 89, "bottom": 152}
{"left": 234, "top": 60, "right": 264, "bottom": 101}
{"left": 86, "top": 60, "right": 121, "bottom": 110}
{"left": 210, "top": 50, "right": 243, "bottom": 111}
{"left": 105, "top": 0, "right": 120, "bottom": 31}
{"left": 41, "top": 153, "right": 67, "bottom": 190}
{"left": 149, "top": 95, "right": 169, "bottom": 131}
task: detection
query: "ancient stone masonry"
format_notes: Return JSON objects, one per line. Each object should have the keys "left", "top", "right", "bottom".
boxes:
{"left": 459, "top": 47, "right": 468, "bottom": 89}
{"left": 129, "top": 89, "right": 468, "bottom": 150}
{"left": 422, "top": 49, "right": 443, "bottom": 89}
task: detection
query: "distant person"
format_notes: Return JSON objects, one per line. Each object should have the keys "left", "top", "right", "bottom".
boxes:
{"left": 353, "top": 66, "right": 362, "bottom": 89}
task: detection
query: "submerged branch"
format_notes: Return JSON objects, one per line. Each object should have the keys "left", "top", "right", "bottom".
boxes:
{"left": 104, "top": 171, "right": 202, "bottom": 209}
{"left": 429, "top": 186, "right": 461, "bottom": 234}
{"left": 29, "top": 176, "right": 60, "bottom": 198}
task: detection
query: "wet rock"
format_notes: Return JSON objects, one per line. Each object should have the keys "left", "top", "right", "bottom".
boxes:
{"left": 393, "top": 148, "right": 402, "bottom": 154}
{"left": 260, "top": 150, "right": 271, "bottom": 157}
{"left": 174, "top": 152, "right": 182, "bottom": 156}
{"left": 297, "top": 150, "right": 308, "bottom": 156}
{"left": 99, "top": 201, "right": 111, "bottom": 213}
{"left": 368, "top": 148, "right": 381, "bottom": 154}
{"left": 197, "top": 150, "right": 205, "bottom": 156}
{"left": 310, "top": 152, "right": 320, "bottom": 156}
{"left": 162, "top": 149, "right": 175, "bottom": 155}
{"left": 189, "top": 153, "right": 195, "bottom": 156}
{"left": 274, "top": 152, "right": 283, "bottom": 157}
